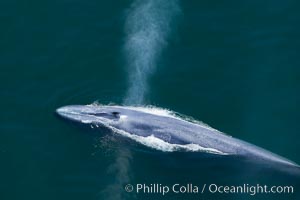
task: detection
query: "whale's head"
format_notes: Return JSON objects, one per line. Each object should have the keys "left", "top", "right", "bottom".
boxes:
{"left": 56, "top": 105, "right": 128, "bottom": 126}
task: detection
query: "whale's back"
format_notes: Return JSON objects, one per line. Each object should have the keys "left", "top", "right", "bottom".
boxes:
{"left": 110, "top": 107, "right": 297, "bottom": 167}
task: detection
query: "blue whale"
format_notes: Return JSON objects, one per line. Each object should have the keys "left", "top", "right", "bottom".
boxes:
{"left": 56, "top": 104, "right": 298, "bottom": 167}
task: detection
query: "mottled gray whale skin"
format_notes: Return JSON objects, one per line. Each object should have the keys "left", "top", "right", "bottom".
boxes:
{"left": 56, "top": 104, "right": 297, "bottom": 167}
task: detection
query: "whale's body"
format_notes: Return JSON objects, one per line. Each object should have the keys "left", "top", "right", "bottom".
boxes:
{"left": 56, "top": 104, "right": 297, "bottom": 167}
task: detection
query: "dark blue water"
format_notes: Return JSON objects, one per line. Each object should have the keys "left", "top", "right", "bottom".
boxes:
{"left": 1, "top": 0, "right": 300, "bottom": 199}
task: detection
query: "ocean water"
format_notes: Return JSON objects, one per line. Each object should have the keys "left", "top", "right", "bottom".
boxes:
{"left": 1, "top": 0, "right": 300, "bottom": 200}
